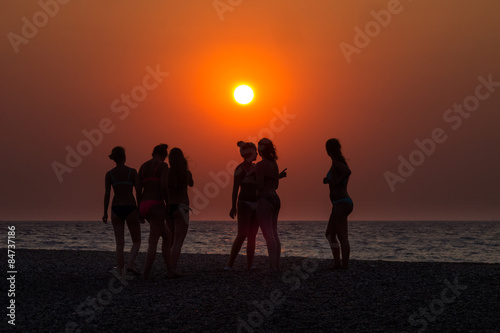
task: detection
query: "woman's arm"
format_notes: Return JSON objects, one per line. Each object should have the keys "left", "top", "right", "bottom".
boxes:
{"left": 132, "top": 168, "right": 141, "bottom": 206}
{"left": 274, "top": 162, "right": 280, "bottom": 190}
{"left": 161, "top": 163, "right": 169, "bottom": 205}
{"left": 323, "top": 167, "right": 332, "bottom": 184}
{"left": 328, "top": 162, "right": 342, "bottom": 185}
{"left": 188, "top": 170, "right": 194, "bottom": 187}
{"left": 133, "top": 168, "right": 144, "bottom": 223}
{"left": 229, "top": 166, "right": 242, "bottom": 219}
{"left": 329, "top": 161, "right": 351, "bottom": 185}
{"left": 256, "top": 162, "right": 264, "bottom": 192}
{"left": 102, "top": 173, "right": 111, "bottom": 223}
{"left": 136, "top": 165, "right": 144, "bottom": 201}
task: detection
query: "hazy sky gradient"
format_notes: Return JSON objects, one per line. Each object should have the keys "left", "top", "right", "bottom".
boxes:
{"left": 1, "top": 0, "right": 499, "bottom": 221}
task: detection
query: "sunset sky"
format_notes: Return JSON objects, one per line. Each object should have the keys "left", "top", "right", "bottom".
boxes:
{"left": 1, "top": 0, "right": 499, "bottom": 221}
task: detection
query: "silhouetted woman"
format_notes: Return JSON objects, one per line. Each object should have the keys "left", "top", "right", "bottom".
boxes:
{"left": 256, "top": 138, "right": 286, "bottom": 272}
{"left": 225, "top": 141, "right": 259, "bottom": 270}
{"left": 166, "top": 148, "right": 194, "bottom": 272}
{"left": 102, "top": 146, "right": 141, "bottom": 276}
{"left": 138, "top": 144, "right": 176, "bottom": 279}
{"left": 323, "top": 138, "right": 353, "bottom": 269}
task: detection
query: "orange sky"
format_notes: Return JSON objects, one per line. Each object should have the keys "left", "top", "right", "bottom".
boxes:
{"left": 1, "top": 0, "right": 499, "bottom": 221}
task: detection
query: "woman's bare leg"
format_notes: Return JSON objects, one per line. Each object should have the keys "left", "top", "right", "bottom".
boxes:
{"left": 332, "top": 202, "right": 352, "bottom": 269}
{"left": 326, "top": 206, "right": 341, "bottom": 269}
{"left": 161, "top": 223, "right": 175, "bottom": 277}
{"left": 125, "top": 209, "right": 141, "bottom": 273}
{"left": 227, "top": 204, "right": 251, "bottom": 268}
{"left": 272, "top": 208, "right": 281, "bottom": 270}
{"left": 246, "top": 210, "right": 259, "bottom": 269}
{"left": 111, "top": 214, "right": 125, "bottom": 276}
{"left": 335, "top": 203, "right": 351, "bottom": 269}
{"left": 143, "top": 221, "right": 160, "bottom": 279}
{"left": 143, "top": 204, "right": 166, "bottom": 279}
{"left": 170, "top": 208, "right": 189, "bottom": 271}
{"left": 258, "top": 199, "right": 278, "bottom": 271}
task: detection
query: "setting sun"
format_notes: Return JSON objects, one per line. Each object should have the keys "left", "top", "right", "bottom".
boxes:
{"left": 234, "top": 85, "right": 254, "bottom": 104}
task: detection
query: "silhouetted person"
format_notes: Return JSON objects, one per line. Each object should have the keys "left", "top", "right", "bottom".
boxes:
{"left": 138, "top": 144, "right": 176, "bottom": 279}
{"left": 166, "top": 148, "right": 193, "bottom": 272}
{"left": 323, "top": 138, "right": 353, "bottom": 269}
{"left": 102, "top": 146, "right": 141, "bottom": 276}
{"left": 256, "top": 138, "right": 287, "bottom": 272}
{"left": 225, "top": 141, "right": 259, "bottom": 271}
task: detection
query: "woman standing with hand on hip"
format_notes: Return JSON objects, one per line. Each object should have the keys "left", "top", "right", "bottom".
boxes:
{"left": 323, "top": 138, "right": 353, "bottom": 270}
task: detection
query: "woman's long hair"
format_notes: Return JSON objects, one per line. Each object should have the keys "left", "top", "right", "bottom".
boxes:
{"left": 168, "top": 147, "right": 188, "bottom": 188}
{"left": 326, "top": 138, "right": 348, "bottom": 166}
{"left": 258, "top": 138, "right": 277, "bottom": 161}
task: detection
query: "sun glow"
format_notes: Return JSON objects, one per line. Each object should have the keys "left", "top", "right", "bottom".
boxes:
{"left": 234, "top": 85, "right": 254, "bottom": 104}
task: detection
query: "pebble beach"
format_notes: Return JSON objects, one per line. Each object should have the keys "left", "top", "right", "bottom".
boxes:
{"left": 7, "top": 249, "right": 500, "bottom": 332}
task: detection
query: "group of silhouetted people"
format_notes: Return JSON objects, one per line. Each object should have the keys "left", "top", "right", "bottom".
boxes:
{"left": 102, "top": 138, "right": 353, "bottom": 278}
{"left": 103, "top": 144, "right": 192, "bottom": 278}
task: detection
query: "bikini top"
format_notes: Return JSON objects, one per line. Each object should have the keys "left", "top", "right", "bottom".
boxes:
{"left": 110, "top": 168, "right": 133, "bottom": 187}
{"left": 326, "top": 169, "right": 349, "bottom": 186}
{"left": 167, "top": 169, "right": 190, "bottom": 189}
{"left": 142, "top": 161, "right": 163, "bottom": 183}
{"left": 240, "top": 163, "right": 256, "bottom": 185}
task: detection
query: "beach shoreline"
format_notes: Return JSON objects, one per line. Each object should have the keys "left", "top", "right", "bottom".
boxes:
{"left": 5, "top": 249, "right": 500, "bottom": 332}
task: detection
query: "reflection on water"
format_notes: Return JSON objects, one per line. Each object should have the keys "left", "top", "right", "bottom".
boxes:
{"left": 1, "top": 220, "right": 499, "bottom": 263}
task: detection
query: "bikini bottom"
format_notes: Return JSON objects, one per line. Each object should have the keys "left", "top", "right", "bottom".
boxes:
{"left": 258, "top": 193, "right": 281, "bottom": 211}
{"left": 111, "top": 205, "right": 137, "bottom": 221}
{"left": 139, "top": 200, "right": 164, "bottom": 217}
{"left": 331, "top": 197, "right": 353, "bottom": 214}
{"left": 168, "top": 203, "right": 192, "bottom": 224}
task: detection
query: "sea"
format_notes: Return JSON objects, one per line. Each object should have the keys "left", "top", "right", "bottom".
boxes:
{"left": 1, "top": 220, "right": 499, "bottom": 263}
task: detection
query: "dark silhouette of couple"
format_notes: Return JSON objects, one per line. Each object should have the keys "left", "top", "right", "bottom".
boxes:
{"left": 225, "top": 138, "right": 286, "bottom": 272}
